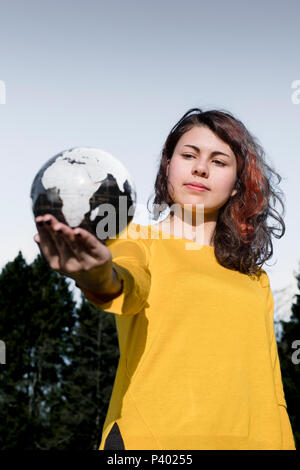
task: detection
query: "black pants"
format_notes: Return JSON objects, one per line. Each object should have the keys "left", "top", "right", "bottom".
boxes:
{"left": 104, "top": 422, "right": 125, "bottom": 450}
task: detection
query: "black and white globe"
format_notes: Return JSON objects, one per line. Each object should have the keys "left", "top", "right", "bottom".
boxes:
{"left": 30, "top": 147, "right": 137, "bottom": 243}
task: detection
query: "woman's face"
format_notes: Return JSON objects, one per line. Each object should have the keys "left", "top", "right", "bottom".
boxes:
{"left": 166, "top": 125, "right": 238, "bottom": 216}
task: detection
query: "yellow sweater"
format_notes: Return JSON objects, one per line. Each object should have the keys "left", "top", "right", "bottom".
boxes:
{"left": 78, "top": 222, "right": 296, "bottom": 450}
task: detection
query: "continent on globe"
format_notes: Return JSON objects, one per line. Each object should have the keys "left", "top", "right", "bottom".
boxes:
{"left": 30, "top": 147, "right": 137, "bottom": 242}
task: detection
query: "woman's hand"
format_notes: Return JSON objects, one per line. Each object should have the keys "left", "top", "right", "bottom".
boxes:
{"left": 33, "top": 214, "right": 115, "bottom": 293}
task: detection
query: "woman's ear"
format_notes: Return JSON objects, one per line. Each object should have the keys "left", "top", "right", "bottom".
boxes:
{"left": 231, "top": 179, "right": 238, "bottom": 197}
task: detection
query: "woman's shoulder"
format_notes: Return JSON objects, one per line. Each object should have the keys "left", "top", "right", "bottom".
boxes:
{"left": 255, "top": 267, "right": 271, "bottom": 290}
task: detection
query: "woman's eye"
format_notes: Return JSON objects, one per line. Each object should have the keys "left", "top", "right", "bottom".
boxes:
{"left": 183, "top": 155, "right": 226, "bottom": 166}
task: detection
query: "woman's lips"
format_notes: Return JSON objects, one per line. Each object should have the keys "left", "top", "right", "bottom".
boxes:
{"left": 185, "top": 184, "right": 209, "bottom": 192}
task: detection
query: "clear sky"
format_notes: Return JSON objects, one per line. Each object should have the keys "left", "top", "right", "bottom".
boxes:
{"left": 0, "top": 0, "right": 299, "bottom": 298}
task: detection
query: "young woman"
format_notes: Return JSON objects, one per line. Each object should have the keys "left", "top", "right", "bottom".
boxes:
{"left": 34, "top": 108, "right": 296, "bottom": 450}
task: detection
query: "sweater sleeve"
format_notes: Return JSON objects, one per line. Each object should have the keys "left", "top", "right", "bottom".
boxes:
{"left": 260, "top": 270, "right": 296, "bottom": 450}
{"left": 76, "top": 230, "right": 151, "bottom": 316}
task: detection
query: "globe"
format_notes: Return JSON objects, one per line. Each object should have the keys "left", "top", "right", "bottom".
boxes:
{"left": 30, "top": 147, "right": 137, "bottom": 243}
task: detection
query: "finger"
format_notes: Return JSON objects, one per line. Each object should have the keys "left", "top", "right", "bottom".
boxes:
{"left": 50, "top": 223, "right": 100, "bottom": 269}
{"left": 71, "top": 227, "right": 110, "bottom": 263}
{"left": 35, "top": 215, "right": 82, "bottom": 273}
{"left": 48, "top": 218, "right": 103, "bottom": 259}
{"left": 34, "top": 233, "right": 40, "bottom": 244}
{"left": 37, "top": 215, "right": 108, "bottom": 271}
{"left": 58, "top": 227, "right": 86, "bottom": 263}
{"left": 52, "top": 224, "right": 110, "bottom": 271}
{"left": 36, "top": 215, "right": 89, "bottom": 272}
{"left": 73, "top": 227, "right": 107, "bottom": 253}
{"left": 35, "top": 217, "right": 61, "bottom": 267}
{"left": 33, "top": 233, "right": 45, "bottom": 260}
{"left": 69, "top": 228, "right": 107, "bottom": 267}
{"left": 36, "top": 213, "right": 60, "bottom": 225}
{"left": 42, "top": 216, "right": 81, "bottom": 269}
{"left": 37, "top": 214, "right": 105, "bottom": 253}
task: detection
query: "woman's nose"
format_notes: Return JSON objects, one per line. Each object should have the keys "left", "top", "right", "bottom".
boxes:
{"left": 192, "top": 161, "right": 208, "bottom": 176}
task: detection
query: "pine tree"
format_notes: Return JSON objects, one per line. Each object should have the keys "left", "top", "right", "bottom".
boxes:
{"left": 277, "top": 268, "right": 300, "bottom": 450}
{"left": 0, "top": 252, "right": 76, "bottom": 449}
{"left": 0, "top": 251, "right": 120, "bottom": 450}
{"left": 0, "top": 252, "right": 34, "bottom": 448}
{"left": 56, "top": 293, "right": 119, "bottom": 450}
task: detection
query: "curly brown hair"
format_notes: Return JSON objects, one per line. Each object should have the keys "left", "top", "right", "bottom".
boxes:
{"left": 147, "top": 107, "right": 286, "bottom": 278}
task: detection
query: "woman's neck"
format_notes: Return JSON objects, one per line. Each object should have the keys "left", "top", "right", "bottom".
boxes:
{"left": 156, "top": 211, "right": 217, "bottom": 246}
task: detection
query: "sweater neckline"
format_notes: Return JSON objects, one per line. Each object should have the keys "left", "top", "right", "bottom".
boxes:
{"left": 146, "top": 224, "right": 215, "bottom": 249}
